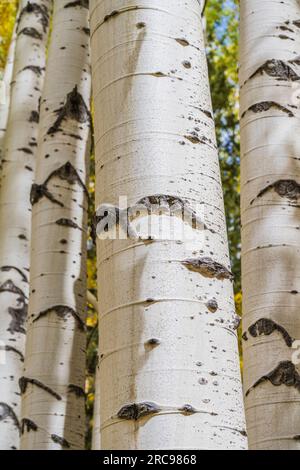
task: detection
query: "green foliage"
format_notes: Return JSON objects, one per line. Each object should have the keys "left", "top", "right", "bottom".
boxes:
{"left": 206, "top": 0, "right": 241, "bottom": 292}
{"left": 0, "top": 0, "right": 18, "bottom": 70}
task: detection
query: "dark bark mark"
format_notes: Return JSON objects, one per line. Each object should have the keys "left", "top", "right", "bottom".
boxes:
{"left": 19, "top": 377, "right": 62, "bottom": 401}
{"left": 51, "top": 434, "right": 71, "bottom": 449}
{"left": 136, "top": 22, "right": 146, "bottom": 29}
{"left": 68, "top": 384, "right": 85, "bottom": 398}
{"left": 56, "top": 218, "right": 82, "bottom": 231}
{"left": 18, "top": 2, "right": 50, "bottom": 33}
{"left": 32, "top": 305, "right": 85, "bottom": 331}
{"left": 18, "top": 147, "right": 33, "bottom": 155}
{"left": 241, "top": 101, "right": 294, "bottom": 118}
{"left": 64, "top": 0, "right": 88, "bottom": 8}
{"left": 0, "top": 280, "right": 27, "bottom": 334}
{"left": 4, "top": 346, "right": 25, "bottom": 362}
{"left": 251, "top": 180, "right": 300, "bottom": 205}
{"left": 182, "top": 257, "right": 234, "bottom": 281}
{"left": 81, "top": 27, "right": 90, "bottom": 35}
{"left": 31, "top": 161, "right": 88, "bottom": 207}
{"left": 29, "top": 110, "right": 40, "bottom": 123}
{"left": 179, "top": 404, "right": 197, "bottom": 415}
{"left": 21, "top": 418, "right": 38, "bottom": 434}
{"left": 47, "top": 86, "right": 90, "bottom": 135}
{"left": 0, "top": 266, "right": 28, "bottom": 283}
{"left": 247, "top": 59, "right": 300, "bottom": 83}
{"left": 206, "top": 299, "right": 218, "bottom": 313}
{"left": 18, "top": 27, "right": 42, "bottom": 40}
{"left": 244, "top": 318, "right": 294, "bottom": 347}
{"left": 184, "top": 132, "right": 214, "bottom": 147}
{"left": 117, "top": 402, "right": 161, "bottom": 421}
{"left": 0, "top": 403, "right": 20, "bottom": 431}
{"left": 200, "top": 108, "right": 213, "bottom": 119}
{"left": 246, "top": 361, "right": 300, "bottom": 396}
{"left": 175, "top": 38, "right": 190, "bottom": 47}
{"left": 21, "top": 65, "right": 45, "bottom": 76}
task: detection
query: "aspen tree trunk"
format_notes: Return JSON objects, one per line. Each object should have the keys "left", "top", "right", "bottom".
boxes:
{"left": 240, "top": 0, "right": 300, "bottom": 450}
{"left": 20, "top": 0, "right": 91, "bottom": 450}
{"left": 90, "top": 0, "right": 247, "bottom": 450}
{"left": 0, "top": 7, "right": 19, "bottom": 164}
{"left": 0, "top": 0, "right": 51, "bottom": 450}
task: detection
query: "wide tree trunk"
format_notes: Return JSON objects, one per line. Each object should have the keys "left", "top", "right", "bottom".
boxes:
{"left": 90, "top": 0, "right": 247, "bottom": 450}
{"left": 20, "top": 0, "right": 91, "bottom": 450}
{"left": 240, "top": 0, "right": 300, "bottom": 450}
{"left": 0, "top": 6, "right": 19, "bottom": 164}
{"left": 0, "top": 0, "right": 52, "bottom": 450}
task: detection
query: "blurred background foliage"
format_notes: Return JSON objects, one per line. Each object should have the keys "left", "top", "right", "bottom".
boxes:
{"left": 0, "top": 0, "right": 242, "bottom": 446}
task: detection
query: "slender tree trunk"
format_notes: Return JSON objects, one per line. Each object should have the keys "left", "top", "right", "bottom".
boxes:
{"left": 20, "top": 0, "right": 91, "bottom": 450}
{"left": 90, "top": 0, "right": 246, "bottom": 450}
{"left": 240, "top": 0, "right": 300, "bottom": 450}
{"left": 0, "top": 0, "right": 52, "bottom": 450}
{"left": 0, "top": 6, "right": 19, "bottom": 164}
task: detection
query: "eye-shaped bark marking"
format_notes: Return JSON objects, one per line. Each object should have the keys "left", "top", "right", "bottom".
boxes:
{"left": 245, "top": 361, "right": 300, "bottom": 396}
{"left": 32, "top": 305, "right": 85, "bottom": 331}
{"left": 47, "top": 86, "right": 91, "bottom": 135}
{"left": 182, "top": 257, "right": 234, "bottom": 281}
{"left": 0, "top": 403, "right": 20, "bottom": 431}
{"left": 206, "top": 299, "right": 218, "bottom": 312}
{"left": 31, "top": 161, "right": 89, "bottom": 207}
{"left": 51, "top": 434, "right": 71, "bottom": 449}
{"left": 241, "top": 101, "right": 294, "bottom": 118}
{"left": 21, "top": 65, "right": 45, "bottom": 76}
{"left": 18, "top": 27, "right": 42, "bottom": 40}
{"left": 185, "top": 132, "right": 215, "bottom": 148}
{"left": 179, "top": 404, "right": 197, "bottom": 415}
{"left": 250, "top": 180, "right": 300, "bottom": 205}
{"left": 243, "top": 318, "right": 294, "bottom": 347}
{"left": 21, "top": 419, "right": 38, "bottom": 435}
{"left": 56, "top": 218, "right": 82, "bottom": 231}
{"left": 247, "top": 59, "right": 300, "bottom": 83}
{"left": 117, "top": 402, "right": 161, "bottom": 421}
{"left": 19, "top": 377, "right": 62, "bottom": 401}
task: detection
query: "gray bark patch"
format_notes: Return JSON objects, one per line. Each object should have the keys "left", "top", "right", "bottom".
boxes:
{"left": 117, "top": 402, "right": 161, "bottom": 421}
{"left": 182, "top": 257, "right": 234, "bottom": 281}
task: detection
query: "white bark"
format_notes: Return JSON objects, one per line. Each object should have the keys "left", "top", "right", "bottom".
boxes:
{"left": 240, "top": 0, "right": 300, "bottom": 450}
{"left": 90, "top": 0, "right": 246, "bottom": 450}
{"left": 0, "top": 0, "right": 51, "bottom": 450}
{"left": 0, "top": 7, "right": 19, "bottom": 164}
{"left": 20, "top": 0, "right": 91, "bottom": 450}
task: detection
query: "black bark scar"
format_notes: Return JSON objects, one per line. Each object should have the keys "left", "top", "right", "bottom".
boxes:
{"left": 246, "top": 59, "right": 300, "bottom": 84}
{"left": 51, "top": 434, "right": 71, "bottom": 449}
{"left": 47, "top": 86, "right": 91, "bottom": 135}
{"left": 0, "top": 266, "right": 28, "bottom": 283}
{"left": 64, "top": 0, "right": 88, "bottom": 8}
{"left": 19, "top": 377, "right": 62, "bottom": 401}
{"left": 31, "top": 161, "right": 88, "bottom": 207}
{"left": 243, "top": 318, "right": 294, "bottom": 347}
{"left": 0, "top": 403, "right": 20, "bottom": 431}
{"left": 0, "top": 280, "right": 27, "bottom": 334}
{"left": 246, "top": 361, "right": 300, "bottom": 396}
{"left": 182, "top": 257, "right": 234, "bottom": 281}
{"left": 21, "top": 418, "right": 38, "bottom": 434}
{"left": 250, "top": 180, "right": 300, "bottom": 205}
{"left": 241, "top": 101, "right": 294, "bottom": 118}
{"left": 18, "top": 2, "right": 50, "bottom": 34}
{"left": 32, "top": 305, "right": 85, "bottom": 331}
{"left": 68, "top": 384, "right": 85, "bottom": 398}
{"left": 117, "top": 402, "right": 161, "bottom": 421}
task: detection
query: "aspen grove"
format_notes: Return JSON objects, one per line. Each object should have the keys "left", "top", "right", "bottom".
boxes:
{"left": 0, "top": 0, "right": 299, "bottom": 452}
